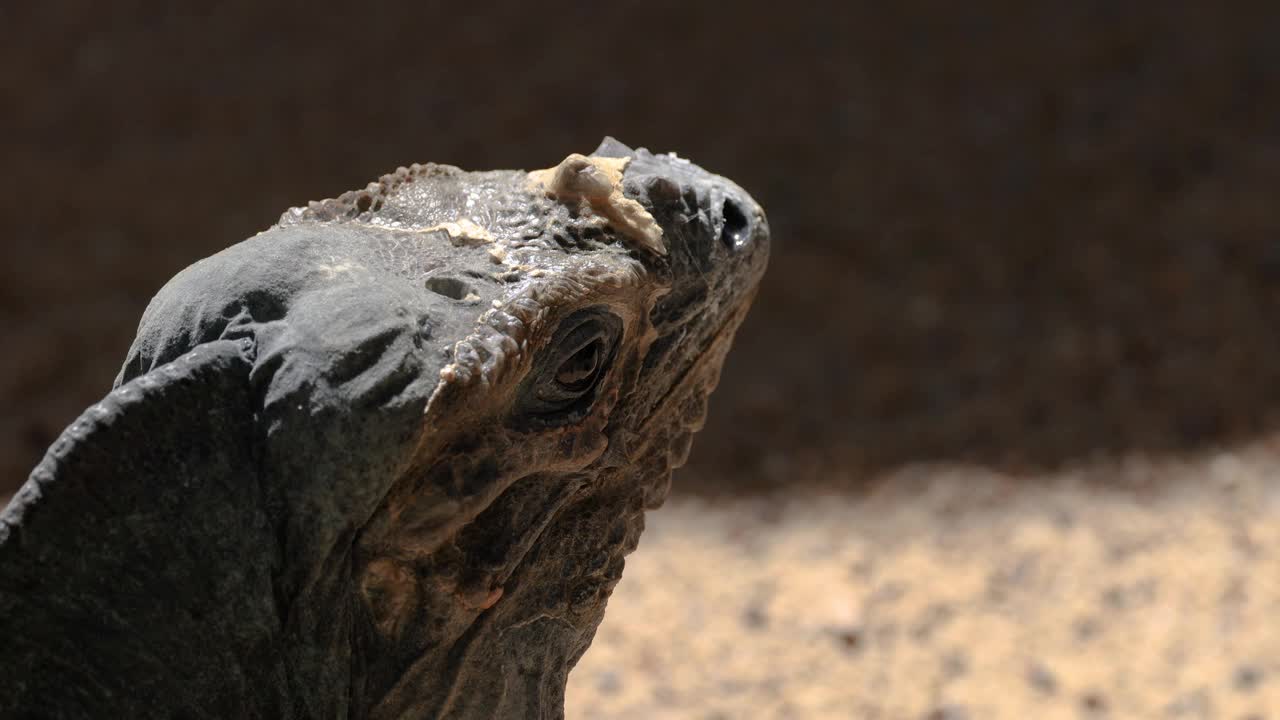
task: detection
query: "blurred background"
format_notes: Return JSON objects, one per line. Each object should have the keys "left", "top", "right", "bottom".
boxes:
{"left": 6, "top": 2, "right": 1280, "bottom": 717}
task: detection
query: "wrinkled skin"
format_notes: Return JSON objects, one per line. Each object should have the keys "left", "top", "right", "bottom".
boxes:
{"left": 0, "top": 139, "right": 768, "bottom": 719}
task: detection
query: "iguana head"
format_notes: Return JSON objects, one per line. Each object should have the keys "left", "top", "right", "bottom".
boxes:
{"left": 1, "top": 139, "right": 767, "bottom": 719}
{"left": 310, "top": 138, "right": 768, "bottom": 716}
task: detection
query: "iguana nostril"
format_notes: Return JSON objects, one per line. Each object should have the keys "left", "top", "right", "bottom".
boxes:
{"left": 720, "top": 197, "right": 750, "bottom": 250}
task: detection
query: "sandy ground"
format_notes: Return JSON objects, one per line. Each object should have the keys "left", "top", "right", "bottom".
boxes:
{"left": 567, "top": 442, "right": 1280, "bottom": 719}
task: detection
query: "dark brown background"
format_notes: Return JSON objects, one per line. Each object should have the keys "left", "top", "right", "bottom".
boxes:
{"left": 5, "top": 2, "right": 1280, "bottom": 497}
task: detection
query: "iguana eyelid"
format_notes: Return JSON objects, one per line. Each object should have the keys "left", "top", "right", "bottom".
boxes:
{"left": 519, "top": 309, "right": 623, "bottom": 421}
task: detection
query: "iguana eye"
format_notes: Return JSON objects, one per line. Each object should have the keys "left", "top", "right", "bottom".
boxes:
{"left": 554, "top": 338, "right": 603, "bottom": 390}
{"left": 515, "top": 308, "right": 622, "bottom": 425}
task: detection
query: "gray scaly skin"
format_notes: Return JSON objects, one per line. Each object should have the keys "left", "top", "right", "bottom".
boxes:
{"left": 0, "top": 138, "right": 768, "bottom": 719}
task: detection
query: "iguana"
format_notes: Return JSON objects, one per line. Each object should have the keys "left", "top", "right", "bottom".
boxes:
{"left": 0, "top": 138, "right": 769, "bottom": 719}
